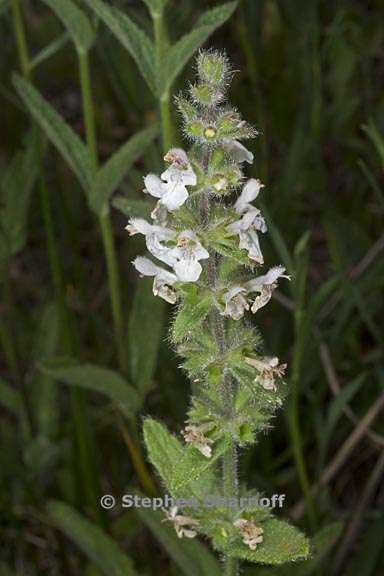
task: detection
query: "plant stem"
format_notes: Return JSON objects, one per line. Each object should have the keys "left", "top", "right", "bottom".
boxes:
{"left": 78, "top": 49, "right": 155, "bottom": 495}
{"left": 153, "top": 12, "right": 173, "bottom": 152}
{"left": 11, "top": 0, "right": 104, "bottom": 527}
{"left": 78, "top": 50, "right": 126, "bottom": 373}
{"left": 200, "top": 180, "right": 238, "bottom": 576}
{"left": 10, "top": 0, "right": 30, "bottom": 79}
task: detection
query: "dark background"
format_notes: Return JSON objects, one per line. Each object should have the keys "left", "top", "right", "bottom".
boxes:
{"left": 1, "top": 0, "right": 383, "bottom": 574}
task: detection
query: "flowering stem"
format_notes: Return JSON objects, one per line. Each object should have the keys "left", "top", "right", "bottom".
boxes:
{"left": 201, "top": 181, "right": 239, "bottom": 576}
{"left": 153, "top": 12, "right": 173, "bottom": 152}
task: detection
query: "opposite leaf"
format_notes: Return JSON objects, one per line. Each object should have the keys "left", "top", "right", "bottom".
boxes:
{"left": 40, "top": 357, "right": 141, "bottom": 418}
{"left": 13, "top": 74, "right": 92, "bottom": 192}
{"left": 82, "top": 0, "right": 156, "bottom": 94}
{"left": 48, "top": 501, "right": 137, "bottom": 576}
{"left": 213, "top": 517, "right": 309, "bottom": 565}
{"left": 91, "top": 124, "right": 157, "bottom": 214}
{"left": 41, "top": 0, "right": 95, "bottom": 54}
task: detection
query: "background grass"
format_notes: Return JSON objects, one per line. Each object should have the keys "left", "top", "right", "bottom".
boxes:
{"left": 0, "top": 0, "right": 383, "bottom": 574}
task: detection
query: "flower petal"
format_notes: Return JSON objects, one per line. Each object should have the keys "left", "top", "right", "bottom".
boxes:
{"left": 174, "top": 259, "right": 202, "bottom": 282}
{"left": 144, "top": 174, "right": 163, "bottom": 199}
{"left": 224, "top": 140, "right": 254, "bottom": 164}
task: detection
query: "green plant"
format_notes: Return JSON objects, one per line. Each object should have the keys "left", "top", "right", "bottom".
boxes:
{"left": 128, "top": 50, "right": 309, "bottom": 573}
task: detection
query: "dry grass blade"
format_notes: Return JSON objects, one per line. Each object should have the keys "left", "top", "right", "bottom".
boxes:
{"left": 291, "top": 391, "right": 384, "bottom": 520}
{"left": 330, "top": 450, "right": 384, "bottom": 576}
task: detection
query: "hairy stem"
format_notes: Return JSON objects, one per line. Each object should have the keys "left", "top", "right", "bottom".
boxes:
{"left": 78, "top": 50, "right": 126, "bottom": 373}
{"left": 200, "top": 177, "right": 238, "bottom": 576}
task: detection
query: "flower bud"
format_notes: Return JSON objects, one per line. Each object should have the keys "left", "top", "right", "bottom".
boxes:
{"left": 197, "top": 50, "right": 230, "bottom": 88}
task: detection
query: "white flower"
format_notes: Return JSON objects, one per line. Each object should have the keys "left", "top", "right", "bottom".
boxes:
{"left": 162, "top": 507, "right": 200, "bottom": 539}
{"left": 227, "top": 179, "right": 267, "bottom": 263}
{"left": 233, "top": 519, "right": 263, "bottom": 550}
{"left": 144, "top": 148, "right": 196, "bottom": 211}
{"left": 132, "top": 257, "right": 178, "bottom": 304}
{"left": 126, "top": 218, "right": 177, "bottom": 268}
{"left": 224, "top": 140, "right": 254, "bottom": 164}
{"left": 221, "top": 286, "right": 249, "bottom": 320}
{"left": 222, "top": 266, "right": 290, "bottom": 319}
{"left": 182, "top": 423, "right": 214, "bottom": 458}
{"left": 244, "top": 356, "right": 287, "bottom": 391}
{"left": 170, "top": 230, "right": 209, "bottom": 283}
{"left": 245, "top": 265, "right": 290, "bottom": 313}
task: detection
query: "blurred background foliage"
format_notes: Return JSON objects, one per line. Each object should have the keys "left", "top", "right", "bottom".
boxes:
{"left": 0, "top": 0, "right": 383, "bottom": 574}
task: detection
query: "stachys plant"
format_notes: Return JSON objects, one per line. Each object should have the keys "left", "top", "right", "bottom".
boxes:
{"left": 127, "top": 50, "right": 309, "bottom": 574}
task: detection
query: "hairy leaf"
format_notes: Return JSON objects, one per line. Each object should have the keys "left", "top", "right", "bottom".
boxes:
{"left": 128, "top": 278, "right": 164, "bottom": 396}
{"left": 48, "top": 501, "right": 137, "bottom": 576}
{"left": 172, "top": 289, "right": 212, "bottom": 342}
{"left": 159, "top": 2, "right": 238, "bottom": 97}
{"left": 41, "top": 0, "right": 95, "bottom": 53}
{"left": 91, "top": 125, "right": 157, "bottom": 213}
{"left": 82, "top": 0, "right": 156, "bottom": 94}
{"left": 213, "top": 517, "right": 309, "bottom": 564}
{"left": 0, "top": 128, "right": 40, "bottom": 257}
{"left": 40, "top": 357, "right": 141, "bottom": 418}
{"left": 13, "top": 75, "right": 92, "bottom": 192}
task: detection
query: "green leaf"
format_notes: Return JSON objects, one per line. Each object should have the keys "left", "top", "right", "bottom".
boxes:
{"left": 322, "top": 374, "right": 366, "bottom": 452}
{"left": 0, "top": 128, "right": 41, "bottom": 256}
{"left": 40, "top": 357, "right": 141, "bottom": 418}
{"left": 170, "top": 442, "right": 225, "bottom": 493}
{"left": 143, "top": 419, "right": 217, "bottom": 499}
{"left": 159, "top": 2, "right": 238, "bottom": 97}
{"left": 13, "top": 74, "right": 91, "bottom": 192}
{"left": 0, "top": 0, "right": 9, "bottom": 17}
{"left": 256, "top": 522, "right": 342, "bottom": 575}
{"left": 141, "top": 0, "right": 169, "bottom": 17}
{"left": 143, "top": 418, "right": 183, "bottom": 490}
{"left": 32, "top": 302, "right": 60, "bottom": 438}
{"left": 112, "top": 196, "right": 153, "bottom": 219}
{"left": 362, "top": 120, "right": 384, "bottom": 169}
{"left": 41, "top": 0, "right": 95, "bottom": 53}
{"left": 0, "top": 378, "right": 23, "bottom": 417}
{"left": 47, "top": 501, "right": 137, "bottom": 576}
{"left": 137, "top": 507, "right": 221, "bottom": 576}
{"left": 30, "top": 32, "right": 71, "bottom": 70}
{"left": 172, "top": 289, "right": 212, "bottom": 342}
{"left": 81, "top": 0, "right": 156, "bottom": 94}
{"left": 128, "top": 278, "right": 164, "bottom": 396}
{"left": 213, "top": 518, "right": 309, "bottom": 565}
{"left": 91, "top": 125, "right": 157, "bottom": 213}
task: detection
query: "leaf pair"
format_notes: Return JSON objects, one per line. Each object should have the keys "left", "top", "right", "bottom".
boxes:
{"left": 13, "top": 75, "right": 157, "bottom": 215}
{"left": 82, "top": 0, "right": 237, "bottom": 100}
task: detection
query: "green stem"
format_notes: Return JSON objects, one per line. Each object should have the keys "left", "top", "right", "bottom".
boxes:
{"left": 78, "top": 50, "right": 126, "bottom": 372}
{"left": 78, "top": 49, "right": 155, "bottom": 496}
{"left": 201, "top": 184, "right": 238, "bottom": 576}
{"left": 153, "top": 12, "right": 173, "bottom": 152}
{"left": 287, "top": 309, "right": 317, "bottom": 530}
{"left": 11, "top": 0, "right": 104, "bottom": 527}
{"left": 10, "top": 0, "right": 30, "bottom": 79}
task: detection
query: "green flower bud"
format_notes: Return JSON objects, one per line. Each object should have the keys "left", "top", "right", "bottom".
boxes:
{"left": 197, "top": 50, "right": 230, "bottom": 87}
